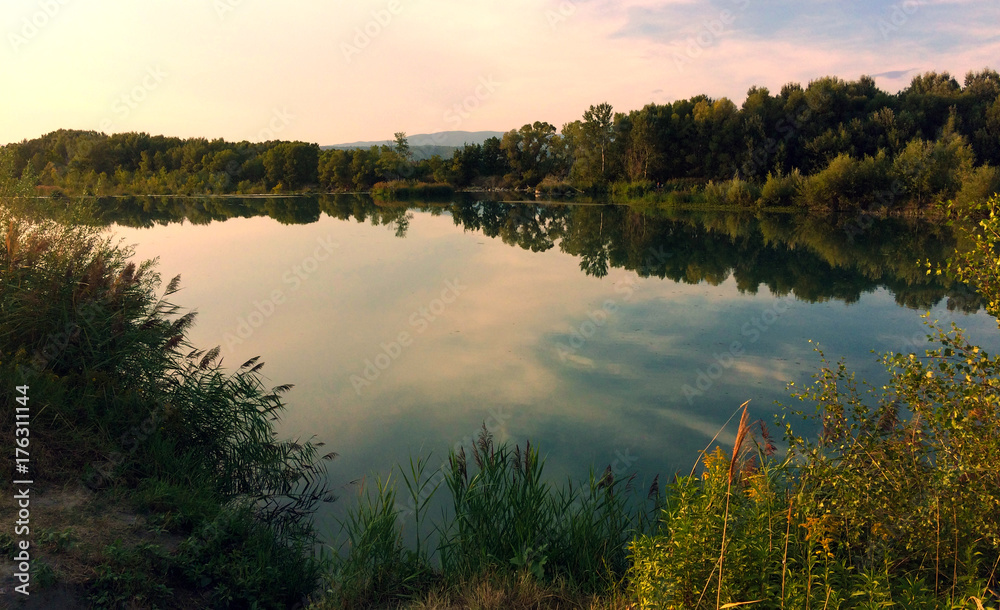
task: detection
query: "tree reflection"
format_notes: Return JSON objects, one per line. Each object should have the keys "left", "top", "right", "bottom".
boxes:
{"left": 66, "top": 195, "right": 979, "bottom": 310}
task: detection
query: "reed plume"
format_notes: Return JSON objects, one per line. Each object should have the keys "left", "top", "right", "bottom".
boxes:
{"left": 728, "top": 401, "right": 752, "bottom": 484}
{"left": 719, "top": 400, "right": 751, "bottom": 609}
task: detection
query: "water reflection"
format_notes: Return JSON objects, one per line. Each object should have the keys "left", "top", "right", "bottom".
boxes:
{"left": 57, "top": 193, "right": 987, "bottom": 538}
{"left": 86, "top": 194, "right": 977, "bottom": 310}
{"left": 99, "top": 194, "right": 1000, "bottom": 540}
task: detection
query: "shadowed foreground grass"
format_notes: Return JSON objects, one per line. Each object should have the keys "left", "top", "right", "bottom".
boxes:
{"left": 0, "top": 155, "right": 336, "bottom": 608}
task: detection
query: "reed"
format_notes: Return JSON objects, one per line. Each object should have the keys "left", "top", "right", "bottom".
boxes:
{"left": 0, "top": 193, "right": 335, "bottom": 607}
{"left": 324, "top": 426, "right": 652, "bottom": 608}
{"left": 717, "top": 401, "right": 751, "bottom": 609}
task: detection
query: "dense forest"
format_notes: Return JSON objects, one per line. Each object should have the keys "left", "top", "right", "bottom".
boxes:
{"left": 5, "top": 69, "right": 1000, "bottom": 211}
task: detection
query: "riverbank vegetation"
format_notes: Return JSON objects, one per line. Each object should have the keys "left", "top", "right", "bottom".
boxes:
{"left": 5, "top": 69, "right": 1000, "bottom": 212}
{"left": 0, "top": 151, "right": 336, "bottom": 607}
{"left": 370, "top": 180, "right": 455, "bottom": 201}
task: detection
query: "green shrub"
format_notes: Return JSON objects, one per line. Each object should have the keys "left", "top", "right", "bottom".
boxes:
{"left": 703, "top": 180, "right": 727, "bottom": 206}
{"left": 628, "top": 415, "right": 790, "bottom": 609}
{"left": 727, "top": 178, "right": 761, "bottom": 207}
{"left": 799, "top": 151, "right": 894, "bottom": 211}
{"left": 893, "top": 131, "right": 975, "bottom": 205}
{"left": 174, "top": 504, "right": 327, "bottom": 609}
{"left": 700, "top": 179, "right": 762, "bottom": 207}
{"left": 611, "top": 180, "right": 655, "bottom": 200}
{"left": 956, "top": 165, "right": 1000, "bottom": 211}
{"left": 758, "top": 170, "right": 804, "bottom": 207}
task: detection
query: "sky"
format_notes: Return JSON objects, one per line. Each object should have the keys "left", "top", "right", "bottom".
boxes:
{"left": 2, "top": 0, "right": 998, "bottom": 146}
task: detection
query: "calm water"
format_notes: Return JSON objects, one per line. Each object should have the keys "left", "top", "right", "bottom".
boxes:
{"left": 105, "top": 195, "right": 1000, "bottom": 536}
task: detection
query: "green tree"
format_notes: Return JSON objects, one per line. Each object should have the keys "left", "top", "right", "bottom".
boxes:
{"left": 262, "top": 142, "right": 319, "bottom": 190}
{"left": 394, "top": 132, "right": 411, "bottom": 162}
{"left": 500, "top": 122, "right": 561, "bottom": 188}
{"left": 582, "top": 102, "right": 615, "bottom": 182}
{"left": 893, "top": 119, "right": 975, "bottom": 205}
{"left": 622, "top": 106, "right": 658, "bottom": 182}
{"left": 351, "top": 147, "right": 379, "bottom": 190}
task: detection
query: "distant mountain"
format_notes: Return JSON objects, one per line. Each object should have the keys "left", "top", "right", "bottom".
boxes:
{"left": 325, "top": 130, "right": 505, "bottom": 149}
{"left": 321, "top": 143, "right": 458, "bottom": 161}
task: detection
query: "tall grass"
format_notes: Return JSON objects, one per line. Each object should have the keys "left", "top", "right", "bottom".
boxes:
{"left": 0, "top": 160, "right": 336, "bottom": 606}
{"left": 324, "top": 426, "right": 654, "bottom": 608}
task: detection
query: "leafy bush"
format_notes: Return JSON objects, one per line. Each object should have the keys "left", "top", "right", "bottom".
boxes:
{"left": 700, "top": 179, "right": 761, "bottom": 207}
{"left": 956, "top": 165, "right": 1000, "bottom": 211}
{"left": 893, "top": 130, "right": 975, "bottom": 205}
{"left": 758, "top": 170, "right": 804, "bottom": 207}
{"left": 611, "top": 180, "right": 655, "bottom": 200}
{"left": 173, "top": 504, "right": 328, "bottom": 609}
{"left": 703, "top": 180, "right": 727, "bottom": 206}
{"left": 799, "top": 151, "right": 895, "bottom": 210}
{"left": 628, "top": 411, "right": 790, "bottom": 608}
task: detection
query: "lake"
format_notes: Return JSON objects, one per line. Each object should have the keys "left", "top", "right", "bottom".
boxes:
{"left": 105, "top": 194, "right": 1000, "bottom": 537}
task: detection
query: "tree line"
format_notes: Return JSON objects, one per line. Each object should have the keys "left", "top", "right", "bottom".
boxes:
{"left": 5, "top": 69, "right": 1000, "bottom": 210}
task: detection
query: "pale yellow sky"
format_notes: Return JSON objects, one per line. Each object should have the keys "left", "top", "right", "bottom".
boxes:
{"left": 2, "top": 0, "right": 998, "bottom": 145}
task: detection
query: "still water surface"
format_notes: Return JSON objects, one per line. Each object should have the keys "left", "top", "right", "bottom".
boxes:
{"left": 107, "top": 196, "right": 1000, "bottom": 535}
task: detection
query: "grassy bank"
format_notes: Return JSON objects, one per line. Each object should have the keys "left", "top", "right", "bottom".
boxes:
{"left": 0, "top": 153, "right": 336, "bottom": 607}
{"left": 370, "top": 181, "right": 455, "bottom": 202}
{"left": 605, "top": 168, "right": 1000, "bottom": 215}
